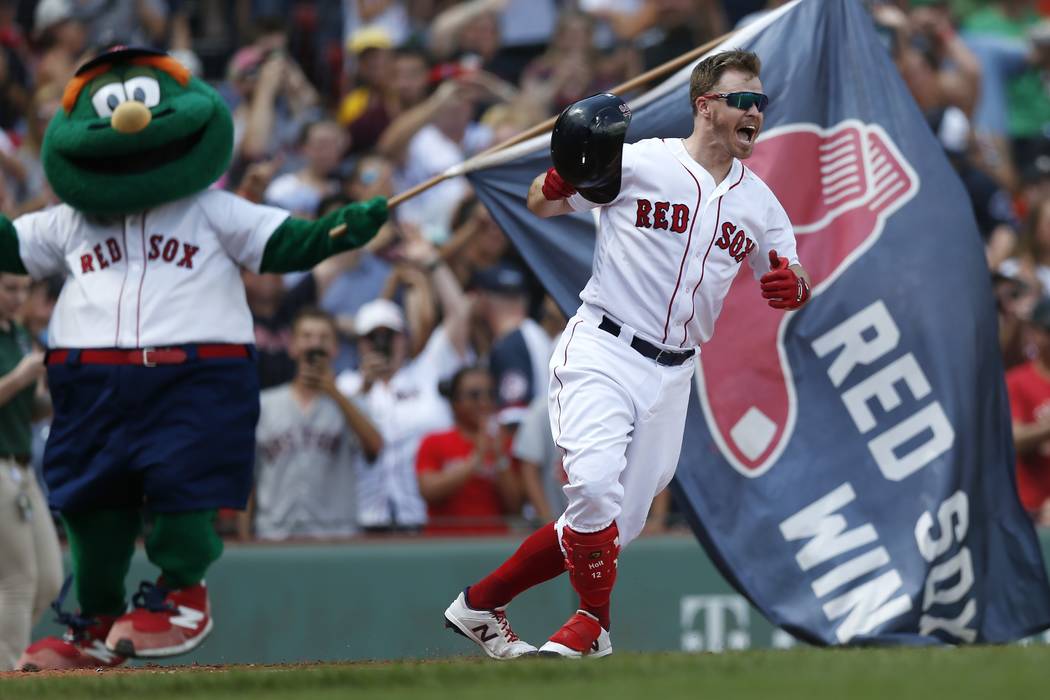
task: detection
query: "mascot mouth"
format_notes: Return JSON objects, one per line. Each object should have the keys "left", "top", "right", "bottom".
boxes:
{"left": 68, "top": 126, "right": 207, "bottom": 175}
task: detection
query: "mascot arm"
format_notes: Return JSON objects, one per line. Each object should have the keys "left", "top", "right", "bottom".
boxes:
{"left": 259, "top": 197, "right": 388, "bottom": 273}
{"left": 0, "top": 217, "right": 28, "bottom": 275}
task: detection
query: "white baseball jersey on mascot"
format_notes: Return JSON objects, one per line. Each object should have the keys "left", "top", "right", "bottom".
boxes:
{"left": 14, "top": 190, "right": 288, "bottom": 347}
{"left": 550, "top": 136, "right": 798, "bottom": 547}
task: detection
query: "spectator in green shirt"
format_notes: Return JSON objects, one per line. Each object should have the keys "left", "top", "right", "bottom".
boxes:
{"left": 962, "top": 2, "right": 1050, "bottom": 181}
{"left": 0, "top": 273, "right": 61, "bottom": 671}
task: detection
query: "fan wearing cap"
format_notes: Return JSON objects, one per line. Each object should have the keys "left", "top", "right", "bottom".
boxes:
{"left": 469, "top": 263, "right": 551, "bottom": 427}
{"left": 337, "top": 28, "right": 396, "bottom": 154}
{"left": 335, "top": 299, "right": 463, "bottom": 531}
{"left": 0, "top": 46, "right": 388, "bottom": 671}
{"left": 1006, "top": 297, "right": 1050, "bottom": 526}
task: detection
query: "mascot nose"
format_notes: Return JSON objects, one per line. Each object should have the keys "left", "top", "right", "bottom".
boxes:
{"left": 110, "top": 101, "right": 152, "bottom": 134}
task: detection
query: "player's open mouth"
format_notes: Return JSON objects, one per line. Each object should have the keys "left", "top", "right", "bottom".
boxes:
{"left": 69, "top": 126, "right": 207, "bottom": 175}
{"left": 737, "top": 126, "right": 758, "bottom": 144}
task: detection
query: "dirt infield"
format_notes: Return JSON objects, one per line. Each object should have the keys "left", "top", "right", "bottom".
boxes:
{"left": 1, "top": 657, "right": 432, "bottom": 679}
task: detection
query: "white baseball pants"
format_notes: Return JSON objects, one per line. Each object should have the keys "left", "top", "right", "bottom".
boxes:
{"left": 549, "top": 305, "right": 694, "bottom": 548}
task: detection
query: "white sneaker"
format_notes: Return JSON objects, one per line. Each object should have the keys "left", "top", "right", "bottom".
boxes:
{"left": 537, "top": 610, "right": 613, "bottom": 659}
{"left": 443, "top": 590, "right": 537, "bottom": 660}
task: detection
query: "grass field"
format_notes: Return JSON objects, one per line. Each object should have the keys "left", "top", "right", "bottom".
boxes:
{"left": 3, "top": 647, "right": 1046, "bottom": 700}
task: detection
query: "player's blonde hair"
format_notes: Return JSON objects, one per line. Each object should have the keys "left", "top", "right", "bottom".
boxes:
{"left": 689, "top": 49, "right": 762, "bottom": 115}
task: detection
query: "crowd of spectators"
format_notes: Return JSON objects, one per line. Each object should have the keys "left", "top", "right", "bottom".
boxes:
{"left": 0, "top": 0, "right": 1048, "bottom": 538}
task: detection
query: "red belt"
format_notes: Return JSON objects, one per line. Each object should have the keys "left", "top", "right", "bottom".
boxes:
{"left": 46, "top": 344, "right": 250, "bottom": 367}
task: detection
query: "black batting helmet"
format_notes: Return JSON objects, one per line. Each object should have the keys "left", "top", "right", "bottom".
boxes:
{"left": 550, "top": 93, "right": 632, "bottom": 204}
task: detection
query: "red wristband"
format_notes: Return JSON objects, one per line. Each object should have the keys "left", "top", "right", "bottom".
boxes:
{"left": 541, "top": 167, "right": 576, "bottom": 201}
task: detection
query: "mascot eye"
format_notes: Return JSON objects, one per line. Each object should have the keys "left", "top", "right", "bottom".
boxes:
{"left": 123, "top": 77, "right": 160, "bottom": 108}
{"left": 91, "top": 83, "right": 128, "bottom": 117}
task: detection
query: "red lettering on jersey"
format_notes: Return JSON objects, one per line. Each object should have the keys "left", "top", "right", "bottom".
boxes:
{"left": 161, "top": 239, "right": 178, "bottom": 262}
{"left": 728, "top": 230, "right": 746, "bottom": 257}
{"left": 80, "top": 254, "right": 94, "bottom": 273}
{"left": 653, "top": 201, "right": 670, "bottom": 230}
{"left": 177, "top": 243, "right": 200, "bottom": 269}
{"left": 639, "top": 200, "right": 691, "bottom": 233}
{"left": 635, "top": 199, "right": 652, "bottom": 228}
{"left": 106, "top": 238, "right": 122, "bottom": 263}
{"left": 716, "top": 222, "right": 734, "bottom": 249}
{"left": 148, "top": 234, "right": 163, "bottom": 260}
{"left": 93, "top": 244, "right": 109, "bottom": 269}
{"left": 735, "top": 239, "right": 756, "bottom": 263}
{"left": 670, "top": 204, "right": 689, "bottom": 233}
{"left": 719, "top": 220, "right": 757, "bottom": 264}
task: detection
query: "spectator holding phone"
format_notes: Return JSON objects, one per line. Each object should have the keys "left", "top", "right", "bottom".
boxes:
{"left": 337, "top": 299, "right": 463, "bottom": 532}
{"left": 417, "top": 366, "right": 521, "bottom": 535}
{"left": 244, "top": 308, "right": 383, "bottom": 540}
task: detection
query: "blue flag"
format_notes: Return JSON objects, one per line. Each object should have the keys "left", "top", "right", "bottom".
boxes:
{"left": 466, "top": 0, "right": 1050, "bottom": 644}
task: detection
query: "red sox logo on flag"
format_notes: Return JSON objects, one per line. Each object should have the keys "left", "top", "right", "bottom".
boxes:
{"left": 696, "top": 120, "right": 919, "bottom": 476}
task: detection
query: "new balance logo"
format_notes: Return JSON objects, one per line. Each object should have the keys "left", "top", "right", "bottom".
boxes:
{"left": 170, "top": 605, "right": 206, "bottom": 630}
{"left": 85, "top": 640, "right": 120, "bottom": 664}
{"left": 471, "top": 624, "right": 498, "bottom": 643}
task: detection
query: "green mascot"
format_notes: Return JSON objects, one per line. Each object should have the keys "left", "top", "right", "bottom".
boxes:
{"left": 12, "top": 47, "right": 386, "bottom": 671}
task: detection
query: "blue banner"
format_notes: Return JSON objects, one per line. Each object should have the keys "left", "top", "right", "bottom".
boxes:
{"left": 466, "top": 0, "right": 1050, "bottom": 644}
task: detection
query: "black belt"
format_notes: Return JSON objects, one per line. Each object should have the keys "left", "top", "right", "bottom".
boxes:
{"left": 598, "top": 316, "right": 694, "bottom": 366}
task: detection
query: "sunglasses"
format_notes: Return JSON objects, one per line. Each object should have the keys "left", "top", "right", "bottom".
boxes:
{"left": 702, "top": 91, "right": 770, "bottom": 113}
{"left": 455, "top": 389, "right": 496, "bottom": 402}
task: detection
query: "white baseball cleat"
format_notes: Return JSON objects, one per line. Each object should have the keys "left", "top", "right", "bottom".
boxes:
{"left": 537, "top": 610, "right": 613, "bottom": 659}
{"left": 443, "top": 590, "right": 537, "bottom": 660}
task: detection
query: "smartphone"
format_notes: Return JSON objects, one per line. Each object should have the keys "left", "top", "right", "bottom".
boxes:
{"left": 368, "top": 329, "right": 394, "bottom": 359}
{"left": 305, "top": 348, "right": 327, "bottom": 365}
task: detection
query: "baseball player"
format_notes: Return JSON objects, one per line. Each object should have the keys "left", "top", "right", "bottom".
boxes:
{"left": 9, "top": 46, "right": 387, "bottom": 671}
{"left": 444, "top": 49, "right": 810, "bottom": 658}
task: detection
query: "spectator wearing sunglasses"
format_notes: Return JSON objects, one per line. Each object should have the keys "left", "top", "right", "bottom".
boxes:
{"left": 416, "top": 366, "right": 521, "bottom": 535}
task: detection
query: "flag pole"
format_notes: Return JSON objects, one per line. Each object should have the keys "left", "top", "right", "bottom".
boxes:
{"left": 330, "top": 28, "right": 735, "bottom": 237}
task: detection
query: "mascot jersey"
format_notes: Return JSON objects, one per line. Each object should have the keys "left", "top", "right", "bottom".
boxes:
{"left": 7, "top": 46, "right": 387, "bottom": 671}
{"left": 16, "top": 190, "right": 289, "bottom": 347}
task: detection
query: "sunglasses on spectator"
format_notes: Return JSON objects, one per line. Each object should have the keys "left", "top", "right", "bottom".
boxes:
{"left": 701, "top": 91, "right": 770, "bottom": 113}
{"left": 455, "top": 389, "right": 496, "bottom": 402}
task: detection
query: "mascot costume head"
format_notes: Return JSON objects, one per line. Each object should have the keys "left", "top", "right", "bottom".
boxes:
{"left": 43, "top": 46, "right": 233, "bottom": 215}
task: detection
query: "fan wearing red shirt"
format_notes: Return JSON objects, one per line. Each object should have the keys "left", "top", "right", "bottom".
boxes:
{"left": 1006, "top": 298, "right": 1050, "bottom": 524}
{"left": 416, "top": 367, "right": 521, "bottom": 534}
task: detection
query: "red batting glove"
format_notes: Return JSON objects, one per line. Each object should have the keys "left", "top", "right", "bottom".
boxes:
{"left": 541, "top": 167, "right": 577, "bottom": 201}
{"left": 760, "top": 249, "right": 810, "bottom": 310}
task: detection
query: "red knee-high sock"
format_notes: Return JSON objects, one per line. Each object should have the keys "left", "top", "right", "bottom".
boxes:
{"left": 563, "top": 523, "right": 619, "bottom": 631}
{"left": 585, "top": 601, "right": 611, "bottom": 632}
{"left": 467, "top": 522, "right": 566, "bottom": 609}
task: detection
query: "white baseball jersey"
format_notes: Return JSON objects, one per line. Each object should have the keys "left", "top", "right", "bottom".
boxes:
{"left": 551, "top": 137, "right": 801, "bottom": 548}
{"left": 13, "top": 190, "right": 289, "bottom": 348}
{"left": 335, "top": 325, "right": 464, "bottom": 528}
{"left": 569, "top": 137, "right": 798, "bottom": 348}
